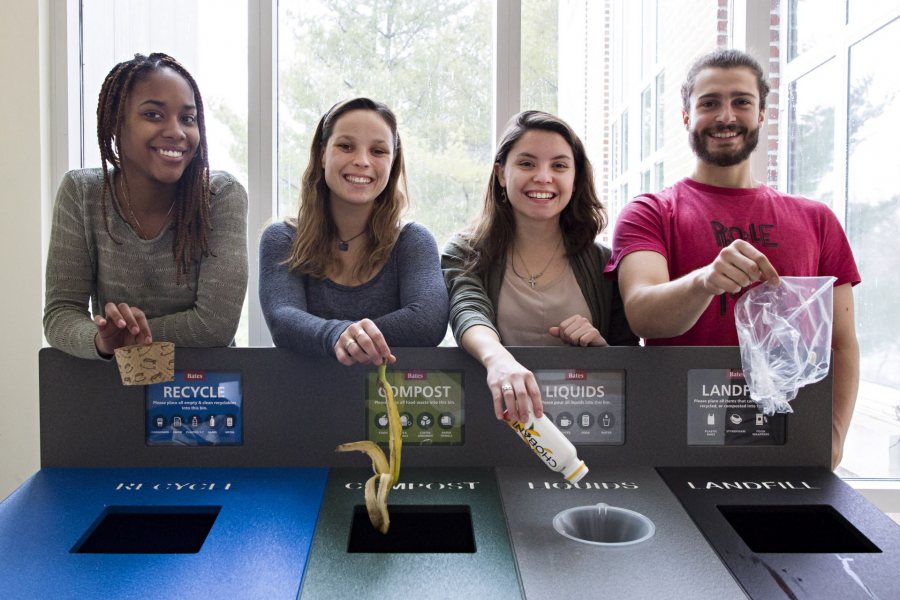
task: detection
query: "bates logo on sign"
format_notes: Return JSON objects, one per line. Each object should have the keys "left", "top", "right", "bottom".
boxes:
{"left": 184, "top": 371, "right": 206, "bottom": 381}
{"left": 728, "top": 369, "right": 745, "bottom": 379}
{"left": 405, "top": 371, "right": 427, "bottom": 380}
{"left": 566, "top": 370, "right": 587, "bottom": 380}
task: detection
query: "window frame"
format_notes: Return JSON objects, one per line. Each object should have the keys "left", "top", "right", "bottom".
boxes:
{"left": 48, "top": 0, "right": 525, "bottom": 347}
{"left": 45, "top": 0, "right": 900, "bottom": 489}
{"left": 778, "top": 1, "right": 900, "bottom": 483}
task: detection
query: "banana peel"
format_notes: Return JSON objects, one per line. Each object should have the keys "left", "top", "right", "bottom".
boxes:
{"left": 336, "top": 363, "right": 401, "bottom": 534}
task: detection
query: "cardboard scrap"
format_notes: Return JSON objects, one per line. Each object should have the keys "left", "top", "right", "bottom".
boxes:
{"left": 114, "top": 341, "right": 175, "bottom": 385}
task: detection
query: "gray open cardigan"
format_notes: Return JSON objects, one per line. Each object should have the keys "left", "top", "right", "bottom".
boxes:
{"left": 441, "top": 233, "right": 638, "bottom": 346}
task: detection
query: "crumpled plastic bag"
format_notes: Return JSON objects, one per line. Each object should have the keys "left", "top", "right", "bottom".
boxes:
{"left": 735, "top": 276, "right": 836, "bottom": 415}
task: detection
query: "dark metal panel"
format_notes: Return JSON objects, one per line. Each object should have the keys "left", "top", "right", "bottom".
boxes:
{"left": 658, "top": 466, "right": 900, "bottom": 599}
{"left": 39, "top": 346, "right": 831, "bottom": 468}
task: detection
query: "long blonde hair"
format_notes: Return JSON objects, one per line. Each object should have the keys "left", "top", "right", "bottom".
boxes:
{"left": 285, "top": 98, "right": 408, "bottom": 281}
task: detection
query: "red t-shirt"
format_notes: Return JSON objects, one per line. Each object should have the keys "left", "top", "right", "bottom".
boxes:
{"left": 605, "top": 178, "right": 861, "bottom": 346}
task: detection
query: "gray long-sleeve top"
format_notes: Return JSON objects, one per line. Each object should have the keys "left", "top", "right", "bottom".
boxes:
{"left": 43, "top": 168, "right": 249, "bottom": 359}
{"left": 259, "top": 221, "right": 450, "bottom": 357}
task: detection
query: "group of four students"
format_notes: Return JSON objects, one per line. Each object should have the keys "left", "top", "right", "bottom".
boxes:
{"left": 43, "top": 50, "right": 860, "bottom": 467}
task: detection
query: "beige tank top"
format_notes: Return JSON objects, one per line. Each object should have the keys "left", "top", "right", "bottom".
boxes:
{"left": 496, "top": 262, "right": 592, "bottom": 346}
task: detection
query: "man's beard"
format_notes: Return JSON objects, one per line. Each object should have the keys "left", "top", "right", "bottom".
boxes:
{"left": 689, "top": 123, "right": 760, "bottom": 167}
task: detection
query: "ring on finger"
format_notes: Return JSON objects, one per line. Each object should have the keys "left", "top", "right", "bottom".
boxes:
{"left": 501, "top": 384, "right": 513, "bottom": 392}
{"left": 345, "top": 339, "right": 358, "bottom": 351}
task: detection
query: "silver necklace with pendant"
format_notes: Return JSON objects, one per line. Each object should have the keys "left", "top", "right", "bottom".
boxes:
{"left": 511, "top": 237, "right": 563, "bottom": 289}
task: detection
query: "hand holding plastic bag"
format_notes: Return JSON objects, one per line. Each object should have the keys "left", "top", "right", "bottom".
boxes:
{"left": 735, "top": 276, "right": 836, "bottom": 415}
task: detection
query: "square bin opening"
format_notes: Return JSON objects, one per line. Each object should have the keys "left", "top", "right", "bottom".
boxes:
{"left": 348, "top": 505, "right": 475, "bottom": 553}
{"left": 72, "top": 505, "right": 221, "bottom": 554}
{"left": 718, "top": 504, "right": 881, "bottom": 553}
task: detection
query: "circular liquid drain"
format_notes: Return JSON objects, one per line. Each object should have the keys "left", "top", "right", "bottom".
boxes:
{"left": 553, "top": 503, "right": 655, "bottom": 546}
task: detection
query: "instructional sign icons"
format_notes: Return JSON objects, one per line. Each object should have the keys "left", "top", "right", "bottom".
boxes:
{"left": 366, "top": 370, "right": 464, "bottom": 446}
{"left": 533, "top": 369, "right": 625, "bottom": 445}
{"left": 687, "top": 369, "right": 786, "bottom": 446}
{"left": 146, "top": 370, "right": 243, "bottom": 446}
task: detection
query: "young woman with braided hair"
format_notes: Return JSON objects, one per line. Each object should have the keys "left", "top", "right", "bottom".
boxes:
{"left": 43, "top": 53, "right": 248, "bottom": 359}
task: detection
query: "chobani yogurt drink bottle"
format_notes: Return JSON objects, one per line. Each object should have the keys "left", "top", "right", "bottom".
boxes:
{"left": 504, "top": 409, "right": 589, "bottom": 483}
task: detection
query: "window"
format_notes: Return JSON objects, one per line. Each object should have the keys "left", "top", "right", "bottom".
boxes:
{"left": 640, "top": 169, "right": 651, "bottom": 193}
{"left": 610, "top": 122, "right": 619, "bottom": 179}
{"left": 641, "top": 0, "right": 657, "bottom": 78}
{"left": 608, "top": 0, "right": 669, "bottom": 215}
{"left": 788, "top": 61, "right": 836, "bottom": 207}
{"left": 81, "top": 0, "right": 248, "bottom": 187}
{"left": 276, "top": 0, "right": 492, "bottom": 252}
{"left": 641, "top": 86, "right": 652, "bottom": 160}
{"left": 521, "top": 0, "right": 559, "bottom": 114}
{"left": 79, "top": 0, "right": 250, "bottom": 344}
{"left": 655, "top": 71, "right": 665, "bottom": 151}
{"left": 844, "top": 15, "right": 900, "bottom": 477}
{"left": 782, "top": 2, "right": 900, "bottom": 478}
{"left": 787, "top": 0, "right": 841, "bottom": 61}
{"left": 52, "top": 0, "right": 900, "bottom": 482}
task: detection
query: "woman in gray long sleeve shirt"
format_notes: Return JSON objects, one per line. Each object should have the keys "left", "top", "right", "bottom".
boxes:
{"left": 259, "top": 98, "right": 448, "bottom": 364}
{"left": 43, "top": 53, "right": 248, "bottom": 359}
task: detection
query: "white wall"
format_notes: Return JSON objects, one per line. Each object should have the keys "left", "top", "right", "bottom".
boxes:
{"left": 0, "top": 0, "right": 48, "bottom": 501}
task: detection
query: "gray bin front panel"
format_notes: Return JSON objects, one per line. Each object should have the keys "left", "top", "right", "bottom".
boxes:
{"left": 497, "top": 466, "right": 747, "bottom": 600}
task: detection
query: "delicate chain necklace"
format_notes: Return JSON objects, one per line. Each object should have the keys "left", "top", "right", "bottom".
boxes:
{"left": 511, "top": 237, "right": 563, "bottom": 289}
{"left": 118, "top": 178, "right": 176, "bottom": 239}
{"left": 124, "top": 196, "right": 176, "bottom": 239}
{"left": 337, "top": 229, "right": 366, "bottom": 251}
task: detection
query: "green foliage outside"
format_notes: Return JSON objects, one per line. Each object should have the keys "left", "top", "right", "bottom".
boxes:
{"left": 277, "top": 0, "right": 493, "bottom": 248}
{"left": 216, "top": 0, "right": 559, "bottom": 249}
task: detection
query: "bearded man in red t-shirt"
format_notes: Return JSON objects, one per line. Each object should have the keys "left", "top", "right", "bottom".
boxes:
{"left": 606, "top": 49, "right": 861, "bottom": 469}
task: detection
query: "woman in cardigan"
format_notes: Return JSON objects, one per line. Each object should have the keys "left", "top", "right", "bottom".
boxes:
{"left": 443, "top": 110, "right": 636, "bottom": 422}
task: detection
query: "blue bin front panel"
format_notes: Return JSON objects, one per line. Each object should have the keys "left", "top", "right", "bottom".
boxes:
{"left": 0, "top": 467, "right": 328, "bottom": 600}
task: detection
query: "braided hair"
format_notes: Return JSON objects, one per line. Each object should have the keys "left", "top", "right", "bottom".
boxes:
{"left": 96, "top": 52, "right": 211, "bottom": 284}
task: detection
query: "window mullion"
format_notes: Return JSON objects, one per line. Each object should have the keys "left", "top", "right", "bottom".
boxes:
{"left": 834, "top": 44, "right": 849, "bottom": 226}
{"left": 494, "top": 0, "right": 521, "bottom": 149}
{"left": 248, "top": 0, "right": 277, "bottom": 346}
{"left": 47, "top": 0, "right": 82, "bottom": 311}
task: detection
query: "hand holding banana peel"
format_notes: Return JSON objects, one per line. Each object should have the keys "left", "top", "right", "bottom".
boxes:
{"left": 336, "top": 362, "right": 402, "bottom": 534}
